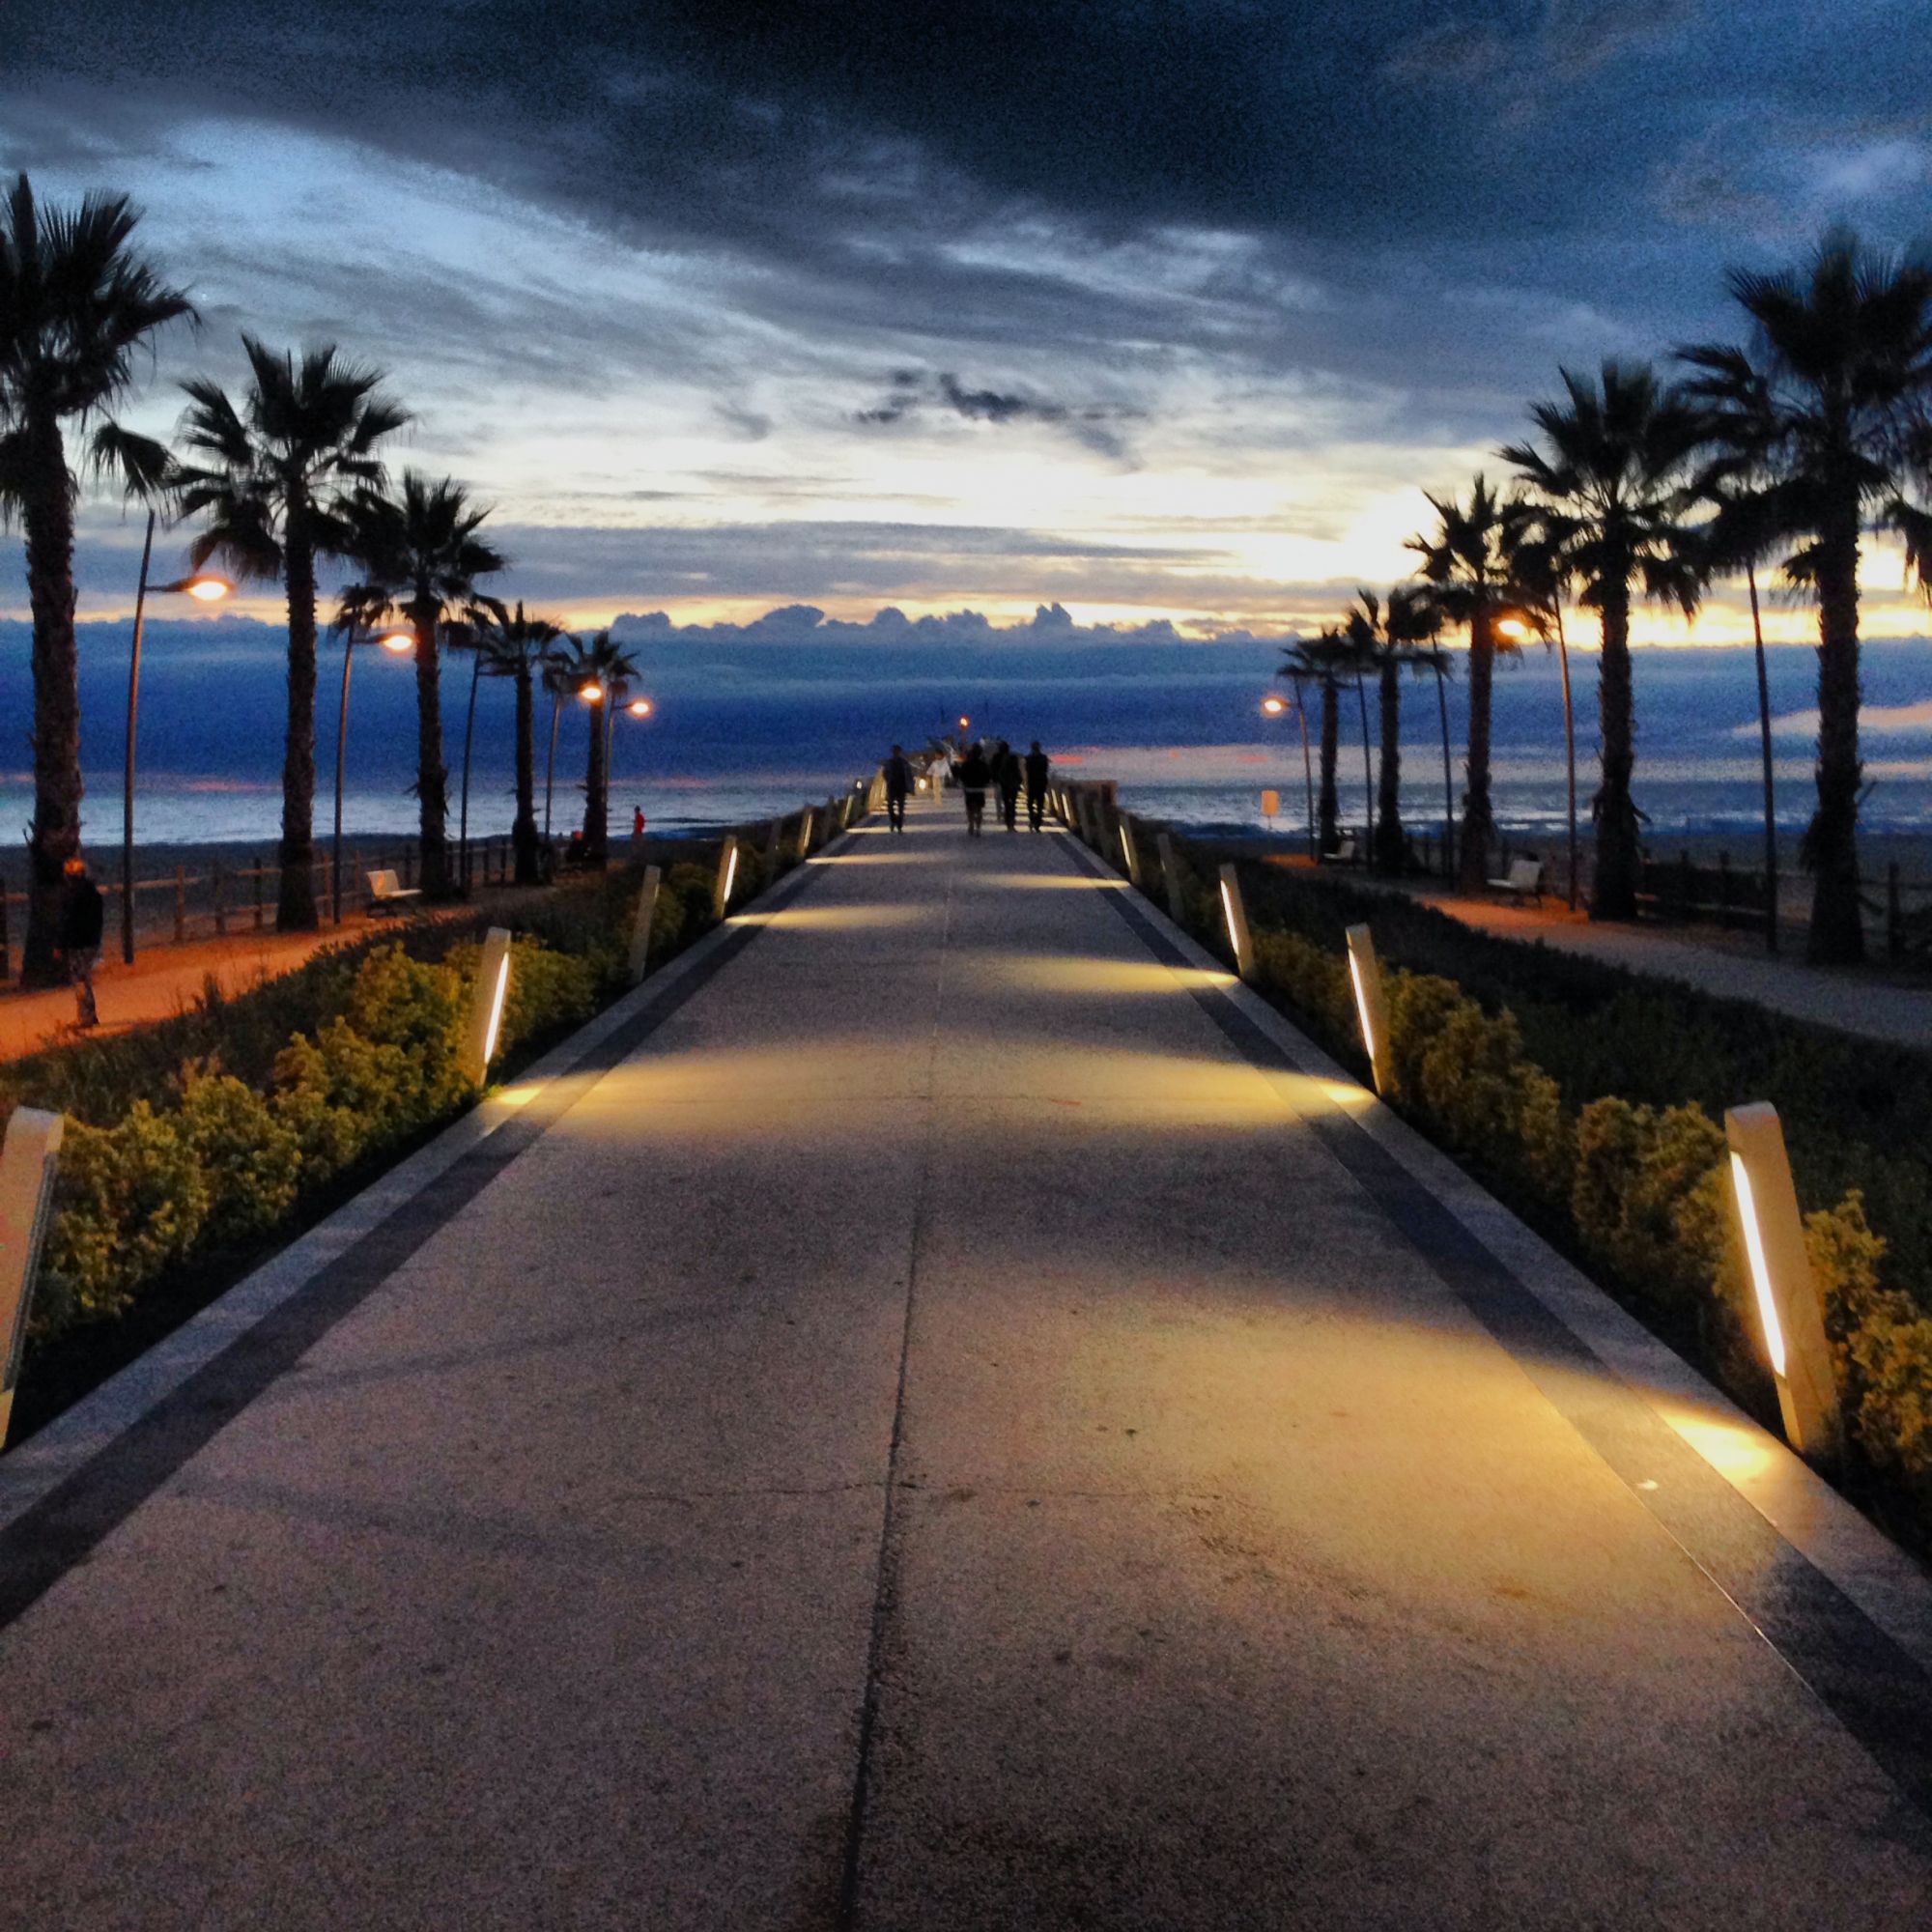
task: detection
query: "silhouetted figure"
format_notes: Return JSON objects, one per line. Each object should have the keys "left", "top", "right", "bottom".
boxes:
{"left": 994, "top": 740, "right": 1022, "bottom": 832}
{"left": 564, "top": 828, "right": 585, "bottom": 869}
{"left": 1023, "top": 741, "right": 1051, "bottom": 831}
{"left": 59, "top": 857, "right": 103, "bottom": 1029}
{"left": 954, "top": 745, "right": 992, "bottom": 836}
{"left": 883, "top": 745, "right": 914, "bottom": 834}
{"left": 632, "top": 806, "right": 646, "bottom": 842}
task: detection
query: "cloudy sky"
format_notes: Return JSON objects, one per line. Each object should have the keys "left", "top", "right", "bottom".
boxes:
{"left": 8, "top": 0, "right": 1932, "bottom": 643}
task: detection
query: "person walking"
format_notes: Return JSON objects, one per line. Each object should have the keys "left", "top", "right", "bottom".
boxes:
{"left": 994, "top": 740, "right": 1022, "bottom": 833}
{"left": 883, "top": 744, "right": 914, "bottom": 834}
{"left": 1023, "top": 740, "right": 1052, "bottom": 832}
{"left": 59, "top": 857, "right": 103, "bottom": 1030}
{"left": 954, "top": 743, "right": 991, "bottom": 837}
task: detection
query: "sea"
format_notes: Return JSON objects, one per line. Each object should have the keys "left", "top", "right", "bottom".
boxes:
{"left": 1, "top": 627, "right": 1928, "bottom": 850}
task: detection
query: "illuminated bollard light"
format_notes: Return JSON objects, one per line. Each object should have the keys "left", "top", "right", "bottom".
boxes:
{"left": 713, "top": 836, "right": 741, "bottom": 919}
{"left": 1217, "top": 862, "right": 1255, "bottom": 980}
{"left": 0, "top": 1107, "right": 63, "bottom": 1448}
{"left": 1725, "top": 1101, "right": 1844, "bottom": 1463}
{"left": 1117, "top": 810, "right": 1142, "bottom": 886}
{"left": 823, "top": 795, "right": 841, "bottom": 840}
{"left": 1344, "top": 923, "right": 1393, "bottom": 1095}
{"left": 795, "top": 808, "right": 816, "bottom": 860}
{"left": 1156, "top": 831, "right": 1187, "bottom": 924}
{"left": 627, "top": 864, "right": 663, "bottom": 985}
{"left": 1080, "top": 791, "right": 1103, "bottom": 851}
{"left": 460, "top": 926, "right": 515, "bottom": 1089}
{"left": 763, "top": 817, "right": 784, "bottom": 869}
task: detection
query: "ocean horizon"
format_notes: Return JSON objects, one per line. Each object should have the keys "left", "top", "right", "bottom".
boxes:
{"left": 3, "top": 623, "right": 1930, "bottom": 855}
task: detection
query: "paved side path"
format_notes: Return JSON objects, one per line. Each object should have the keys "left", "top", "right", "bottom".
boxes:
{"left": 2, "top": 797, "right": 1931, "bottom": 1928}
{"left": 1308, "top": 866, "right": 1932, "bottom": 1048}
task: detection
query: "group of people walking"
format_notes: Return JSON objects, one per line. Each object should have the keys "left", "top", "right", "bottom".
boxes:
{"left": 880, "top": 741, "right": 1053, "bottom": 837}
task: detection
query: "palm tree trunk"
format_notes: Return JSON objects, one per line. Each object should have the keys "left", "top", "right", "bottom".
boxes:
{"left": 1748, "top": 565, "right": 1778, "bottom": 953}
{"left": 1354, "top": 672, "right": 1376, "bottom": 850}
{"left": 1593, "top": 579, "right": 1639, "bottom": 921}
{"left": 277, "top": 507, "right": 320, "bottom": 932}
{"left": 1806, "top": 501, "right": 1864, "bottom": 963}
{"left": 1375, "top": 663, "right": 1404, "bottom": 875}
{"left": 458, "top": 650, "right": 481, "bottom": 895}
{"left": 1317, "top": 679, "right": 1340, "bottom": 855}
{"left": 1433, "top": 647, "right": 1454, "bottom": 880}
{"left": 1458, "top": 610, "right": 1495, "bottom": 890}
{"left": 583, "top": 697, "right": 609, "bottom": 865}
{"left": 412, "top": 603, "right": 451, "bottom": 896}
{"left": 513, "top": 667, "right": 539, "bottom": 884}
{"left": 21, "top": 406, "right": 82, "bottom": 988}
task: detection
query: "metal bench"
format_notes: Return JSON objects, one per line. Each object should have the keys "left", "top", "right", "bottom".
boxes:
{"left": 366, "top": 868, "right": 421, "bottom": 915}
{"left": 1488, "top": 856, "right": 1546, "bottom": 903}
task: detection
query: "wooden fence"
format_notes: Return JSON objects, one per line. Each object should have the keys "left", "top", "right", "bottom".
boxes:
{"left": 0, "top": 834, "right": 525, "bottom": 982}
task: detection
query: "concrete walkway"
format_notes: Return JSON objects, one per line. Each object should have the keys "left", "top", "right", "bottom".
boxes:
{"left": 3, "top": 796, "right": 1932, "bottom": 1927}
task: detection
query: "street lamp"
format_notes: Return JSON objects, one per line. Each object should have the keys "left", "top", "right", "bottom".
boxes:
{"left": 332, "top": 622, "right": 413, "bottom": 923}
{"left": 1263, "top": 689, "right": 1317, "bottom": 861}
{"left": 576, "top": 678, "right": 653, "bottom": 861}
{"left": 122, "top": 507, "right": 231, "bottom": 962}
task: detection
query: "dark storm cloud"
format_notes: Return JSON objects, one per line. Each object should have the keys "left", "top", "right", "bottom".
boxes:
{"left": 856, "top": 370, "right": 1144, "bottom": 460}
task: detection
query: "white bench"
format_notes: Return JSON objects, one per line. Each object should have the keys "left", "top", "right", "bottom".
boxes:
{"left": 1321, "top": 833, "right": 1360, "bottom": 866}
{"left": 366, "top": 868, "right": 421, "bottom": 915}
{"left": 1488, "top": 856, "right": 1546, "bottom": 903}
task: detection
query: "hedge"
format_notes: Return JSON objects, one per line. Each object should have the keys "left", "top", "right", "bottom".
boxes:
{"left": 1148, "top": 830, "right": 1932, "bottom": 1545}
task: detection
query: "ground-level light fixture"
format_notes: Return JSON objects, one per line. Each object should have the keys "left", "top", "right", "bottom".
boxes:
{"left": 1156, "top": 831, "right": 1187, "bottom": 924}
{"left": 1118, "top": 815, "right": 1141, "bottom": 886}
{"left": 460, "top": 927, "right": 515, "bottom": 1087}
{"left": 1345, "top": 923, "right": 1392, "bottom": 1095}
{"left": 1724, "top": 1101, "right": 1842, "bottom": 1463}
{"left": 0, "top": 1107, "right": 63, "bottom": 1448}
{"left": 1217, "top": 862, "right": 1255, "bottom": 980}
{"left": 628, "top": 864, "right": 662, "bottom": 985}
{"left": 796, "top": 808, "right": 815, "bottom": 859}
{"left": 714, "top": 837, "right": 740, "bottom": 918}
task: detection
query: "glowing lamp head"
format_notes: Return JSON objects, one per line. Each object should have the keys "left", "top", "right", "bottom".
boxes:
{"left": 1729, "top": 1151, "right": 1787, "bottom": 1377}
{"left": 482, "top": 952, "right": 511, "bottom": 1066}
{"left": 379, "top": 630, "right": 413, "bottom": 654}
{"left": 627, "top": 697, "right": 653, "bottom": 717}
{"left": 580, "top": 681, "right": 604, "bottom": 704}
{"left": 1494, "top": 612, "right": 1533, "bottom": 643}
{"left": 958, "top": 715, "right": 970, "bottom": 730}
{"left": 183, "top": 575, "right": 231, "bottom": 603}
{"left": 1261, "top": 695, "right": 1287, "bottom": 717}
{"left": 1348, "top": 951, "right": 1378, "bottom": 1064}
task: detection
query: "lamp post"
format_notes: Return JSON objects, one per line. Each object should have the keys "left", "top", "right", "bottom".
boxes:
{"left": 1263, "top": 689, "right": 1317, "bottom": 861}
{"left": 332, "top": 621, "right": 413, "bottom": 923}
{"left": 122, "top": 508, "right": 231, "bottom": 963}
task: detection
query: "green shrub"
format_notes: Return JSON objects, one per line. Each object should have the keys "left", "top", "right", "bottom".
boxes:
{"left": 39, "top": 1103, "right": 210, "bottom": 1330}
{"left": 176, "top": 1065, "right": 302, "bottom": 1245}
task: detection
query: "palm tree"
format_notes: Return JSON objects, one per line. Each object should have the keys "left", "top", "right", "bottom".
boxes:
{"left": 176, "top": 338, "right": 408, "bottom": 930}
{"left": 469, "top": 600, "right": 563, "bottom": 885}
{"left": 1345, "top": 588, "right": 1442, "bottom": 876}
{"left": 554, "top": 632, "right": 640, "bottom": 865}
{"left": 1279, "top": 630, "right": 1355, "bottom": 856}
{"left": 1503, "top": 362, "right": 1706, "bottom": 920}
{"left": 1679, "top": 232, "right": 1932, "bottom": 963}
{"left": 338, "top": 471, "right": 506, "bottom": 897}
{"left": 1405, "top": 475, "right": 1541, "bottom": 890}
{"left": 0, "top": 174, "right": 191, "bottom": 984}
